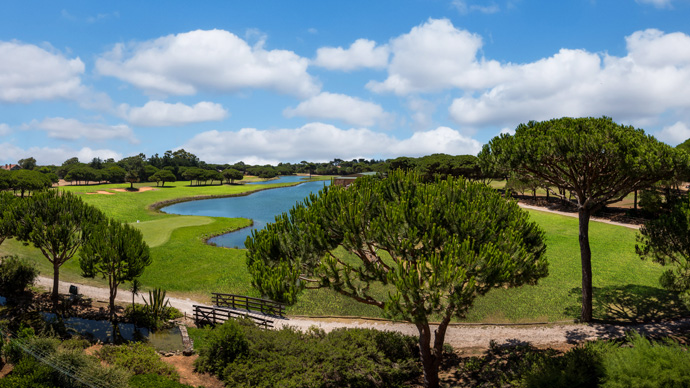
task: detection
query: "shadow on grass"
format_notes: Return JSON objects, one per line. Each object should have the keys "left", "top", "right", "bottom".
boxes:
{"left": 565, "top": 284, "right": 689, "bottom": 324}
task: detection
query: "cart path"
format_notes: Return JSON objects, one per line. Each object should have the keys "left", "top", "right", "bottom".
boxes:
{"left": 37, "top": 276, "right": 688, "bottom": 350}
{"left": 518, "top": 203, "right": 641, "bottom": 230}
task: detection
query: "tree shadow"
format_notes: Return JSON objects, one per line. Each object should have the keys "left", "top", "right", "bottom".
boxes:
{"left": 565, "top": 284, "right": 689, "bottom": 324}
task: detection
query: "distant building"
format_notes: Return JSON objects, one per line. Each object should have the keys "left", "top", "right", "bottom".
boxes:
{"left": 333, "top": 171, "right": 380, "bottom": 187}
{"left": 0, "top": 164, "right": 21, "bottom": 171}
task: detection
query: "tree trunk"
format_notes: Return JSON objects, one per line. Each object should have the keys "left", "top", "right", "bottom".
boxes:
{"left": 416, "top": 318, "right": 450, "bottom": 388}
{"left": 634, "top": 190, "right": 638, "bottom": 211}
{"left": 109, "top": 277, "right": 118, "bottom": 320}
{"left": 52, "top": 261, "right": 60, "bottom": 311}
{"left": 578, "top": 208, "right": 593, "bottom": 322}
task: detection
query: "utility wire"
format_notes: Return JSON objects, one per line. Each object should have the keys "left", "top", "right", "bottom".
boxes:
{"left": 0, "top": 326, "right": 122, "bottom": 388}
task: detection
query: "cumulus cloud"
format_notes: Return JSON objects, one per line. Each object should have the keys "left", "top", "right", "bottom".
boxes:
{"left": 182, "top": 122, "right": 481, "bottom": 164}
{"left": 367, "top": 19, "right": 503, "bottom": 94}
{"left": 283, "top": 92, "right": 392, "bottom": 127}
{"left": 447, "top": 28, "right": 690, "bottom": 128}
{"left": 96, "top": 29, "right": 320, "bottom": 98}
{"left": 0, "top": 124, "right": 10, "bottom": 136}
{"left": 23, "top": 117, "right": 137, "bottom": 143}
{"left": 655, "top": 121, "right": 690, "bottom": 145}
{"left": 119, "top": 100, "right": 228, "bottom": 127}
{"left": 0, "top": 143, "right": 121, "bottom": 165}
{"left": 313, "top": 39, "right": 389, "bottom": 71}
{"left": 0, "top": 41, "right": 85, "bottom": 103}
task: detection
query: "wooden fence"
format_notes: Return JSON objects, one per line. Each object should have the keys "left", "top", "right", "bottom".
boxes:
{"left": 192, "top": 305, "right": 274, "bottom": 329}
{"left": 211, "top": 293, "right": 286, "bottom": 317}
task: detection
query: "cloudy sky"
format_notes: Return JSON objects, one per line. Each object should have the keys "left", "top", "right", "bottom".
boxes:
{"left": 2, "top": 0, "right": 690, "bottom": 165}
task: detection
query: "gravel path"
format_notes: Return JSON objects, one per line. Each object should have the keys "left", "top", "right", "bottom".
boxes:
{"left": 37, "top": 276, "right": 689, "bottom": 350}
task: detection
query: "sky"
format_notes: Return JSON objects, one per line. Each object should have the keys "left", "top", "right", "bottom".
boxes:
{"left": 2, "top": 0, "right": 690, "bottom": 166}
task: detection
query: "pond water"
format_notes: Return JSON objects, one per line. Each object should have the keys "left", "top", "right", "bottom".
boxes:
{"left": 42, "top": 313, "right": 183, "bottom": 351}
{"left": 162, "top": 178, "right": 330, "bottom": 248}
{"left": 245, "top": 175, "right": 308, "bottom": 184}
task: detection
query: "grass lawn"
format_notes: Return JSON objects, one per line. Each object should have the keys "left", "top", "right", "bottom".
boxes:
{"left": 0, "top": 178, "right": 681, "bottom": 323}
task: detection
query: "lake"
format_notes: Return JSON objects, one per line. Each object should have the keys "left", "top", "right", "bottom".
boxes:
{"left": 162, "top": 176, "right": 330, "bottom": 248}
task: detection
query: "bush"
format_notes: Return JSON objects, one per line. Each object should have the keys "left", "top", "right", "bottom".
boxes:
{"left": 0, "top": 255, "right": 38, "bottom": 295}
{"left": 521, "top": 343, "right": 605, "bottom": 388}
{"left": 130, "top": 374, "right": 195, "bottom": 388}
{"left": 1, "top": 335, "right": 130, "bottom": 388}
{"left": 194, "top": 319, "right": 421, "bottom": 388}
{"left": 97, "top": 342, "right": 179, "bottom": 379}
{"left": 600, "top": 332, "right": 690, "bottom": 388}
{"left": 125, "top": 303, "right": 182, "bottom": 330}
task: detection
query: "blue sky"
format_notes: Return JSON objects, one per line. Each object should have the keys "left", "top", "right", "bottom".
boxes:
{"left": 2, "top": 0, "right": 690, "bottom": 165}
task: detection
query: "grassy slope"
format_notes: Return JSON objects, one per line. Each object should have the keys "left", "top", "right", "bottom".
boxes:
{"left": 0, "top": 179, "right": 679, "bottom": 322}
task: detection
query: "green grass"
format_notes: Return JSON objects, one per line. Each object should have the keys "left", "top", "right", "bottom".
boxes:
{"left": 0, "top": 179, "right": 680, "bottom": 323}
{"left": 131, "top": 216, "right": 213, "bottom": 248}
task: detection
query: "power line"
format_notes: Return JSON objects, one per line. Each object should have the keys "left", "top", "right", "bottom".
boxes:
{"left": 0, "top": 326, "right": 123, "bottom": 388}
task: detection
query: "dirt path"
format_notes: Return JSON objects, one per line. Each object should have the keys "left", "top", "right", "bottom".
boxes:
{"left": 37, "top": 276, "right": 690, "bottom": 351}
{"left": 517, "top": 203, "right": 640, "bottom": 230}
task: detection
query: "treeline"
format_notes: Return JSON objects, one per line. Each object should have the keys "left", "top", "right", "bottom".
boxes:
{"left": 2, "top": 151, "right": 496, "bottom": 189}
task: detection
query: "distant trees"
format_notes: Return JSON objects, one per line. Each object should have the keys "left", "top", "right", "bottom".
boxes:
{"left": 479, "top": 116, "right": 686, "bottom": 322}
{"left": 0, "top": 191, "right": 16, "bottom": 247}
{"left": 9, "top": 170, "right": 52, "bottom": 197}
{"left": 17, "top": 157, "right": 37, "bottom": 170}
{"left": 80, "top": 219, "right": 151, "bottom": 319}
{"left": 222, "top": 168, "right": 244, "bottom": 184}
{"left": 246, "top": 171, "right": 547, "bottom": 388}
{"left": 8, "top": 190, "right": 105, "bottom": 309}
{"left": 150, "top": 170, "right": 177, "bottom": 187}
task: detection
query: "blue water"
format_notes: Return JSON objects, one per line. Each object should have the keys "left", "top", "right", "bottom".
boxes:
{"left": 245, "top": 175, "right": 308, "bottom": 184}
{"left": 162, "top": 178, "right": 330, "bottom": 248}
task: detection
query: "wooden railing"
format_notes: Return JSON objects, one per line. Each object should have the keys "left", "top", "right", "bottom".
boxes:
{"left": 211, "top": 293, "right": 285, "bottom": 317}
{"left": 193, "top": 305, "right": 274, "bottom": 329}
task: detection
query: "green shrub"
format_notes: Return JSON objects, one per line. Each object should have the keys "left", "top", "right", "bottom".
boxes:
{"left": 194, "top": 319, "right": 249, "bottom": 376}
{"left": 600, "top": 332, "right": 690, "bottom": 388}
{"left": 130, "top": 374, "right": 195, "bottom": 388}
{"left": 97, "top": 342, "right": 179, "bottom": 379}
{"left": 0, "top": 356, "right": 58, "bottom": 388}
{"left": 521, "top": 344, "right": 605, "bottom": 388}
{"left": 0, "top": 255, "right": 38, "bottom": 295}
{"left": 59, "top": 337, "right": 91, "bottom": 351}
{"left": 195, "top": 319, "right": 421, "bottom": 388}
{"left": 125, "top": 303, "right": 182, "bottom": 330}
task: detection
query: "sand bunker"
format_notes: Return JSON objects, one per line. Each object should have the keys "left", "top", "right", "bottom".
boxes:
{"left": 85, "top": 191, "right": 114, "bottom": 195}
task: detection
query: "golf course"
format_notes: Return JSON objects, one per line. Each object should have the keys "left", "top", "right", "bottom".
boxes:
{"left": 0, "top": 178, "right": 678, "bottom": 323}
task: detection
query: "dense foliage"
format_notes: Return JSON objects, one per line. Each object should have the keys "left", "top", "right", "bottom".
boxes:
{"left": 0, "top": 255, "right": 38, "bottom": 296}
{"left": 194, "top": 319, "right": 421, "bottom": 388}
{"left": 246, "top": 170, "right": 547, "bottom": 387}
{"left": 97, "top": 342, "right": 179, "bottom": 379}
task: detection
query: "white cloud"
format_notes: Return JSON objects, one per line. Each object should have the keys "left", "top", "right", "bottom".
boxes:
{"left": 96, "top": 29, "right": 320, "bottom": 98}
{"left": 0, "top": 41, "right": 85, "bottom": 103}
{"left": 452, "top": 0, "right": 500, "bottom": 14}
{"left": 0, "top": 143, "right": 121, "bottom": 165}
{"left": 313, "top": 39, "right": 389, "bottom": 71}
{"left": 367, "top": 19, "right": 503, "bottom": 95}
{"left": 636, "top": 0, "right": 673, "bottom": 8}
{"left": 447, "top": 28, "right": 690, "bottom": 128}
{"left": 182, "top": 122, "right": 481, "bottom": 164}
{"left": 0, "top": 124, "right": 10, "bottom": 136}
{"left": 23, "top": 117, "right": 137, "bottom": 143}
{"left": 655, "top": 121, "right": 690, "bottom": 145}
{"left": 119, "top": 100, "right": 228, "bottom": 127}
{"left": 283, "top": 92, "right": 391, "bottom": 127}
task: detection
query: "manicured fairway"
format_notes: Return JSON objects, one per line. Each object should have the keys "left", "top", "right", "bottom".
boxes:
{"left": 0, "top": 180, "right": 681, "bottom": 323}
{"left": 131, "top": 216, "right": 213, "bottom": 248}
